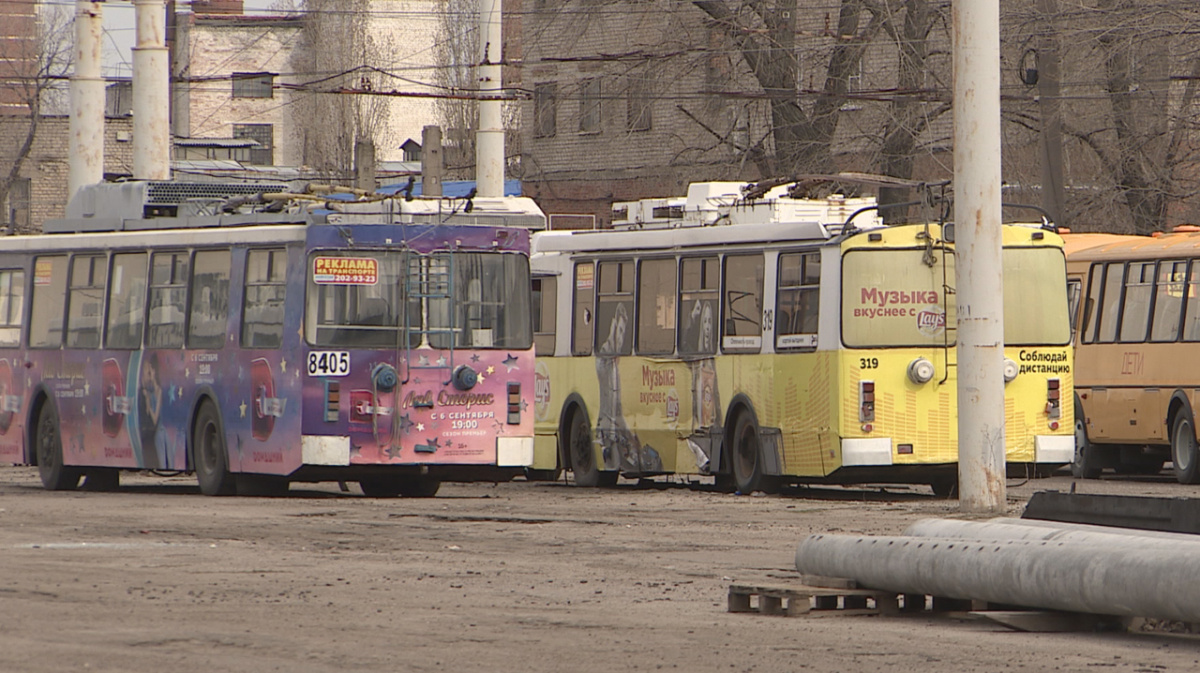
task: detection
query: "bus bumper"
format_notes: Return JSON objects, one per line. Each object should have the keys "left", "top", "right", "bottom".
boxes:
{"left": 497, "top": 436, "right": 534, "bottom": 467}
{"left": 841, "top": 438, "right": 893, "bottom": 466}
{"left": 1034, "top": 435, "right": 1074, "bottom": 464}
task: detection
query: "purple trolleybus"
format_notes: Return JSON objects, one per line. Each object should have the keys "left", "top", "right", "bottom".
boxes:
{"left": 2, "top": 180, "right": 543, "bottom": 496}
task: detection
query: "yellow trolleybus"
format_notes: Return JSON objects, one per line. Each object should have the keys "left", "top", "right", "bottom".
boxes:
{"left": 528, "top": 182, "right": 1075, "bottom": 495}
{"left": 1064, "top": 229, "right": 1200, "bottom": 482}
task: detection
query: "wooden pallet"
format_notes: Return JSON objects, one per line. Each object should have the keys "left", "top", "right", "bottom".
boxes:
{"left": 727, "top": 583, "right": 899, "bottom": 617}
{"left": 728, "top": 576, "right": 979, "bottom": 618}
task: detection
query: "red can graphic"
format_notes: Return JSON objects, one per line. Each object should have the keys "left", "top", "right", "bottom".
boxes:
{"left": 102, "top": 358, "right": 127, "bottom": 437}
{"left": 251, "top": 358, "right": 278, "bottom": 441}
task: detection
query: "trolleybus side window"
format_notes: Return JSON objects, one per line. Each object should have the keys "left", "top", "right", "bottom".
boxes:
{"left": 777, "top": 252, "right": 820, "bottom": 349}
{"left": 721, "top": 254, "right": 764, "bottom": 352}
{"left": 1151, "top": 260, "right": 1186, "bottom": 342}
{"left": 1119, "top": 261, "right": 1154, "bottom": 343}
{"left": 532, "top": 275, "right": 556, "bottom": 355}
{"left": 188, "top": 250, "right": 232, "bottom": 349}
{"left": 1183, "top": 261, "right": 1200, "bottom": 341}
{"left": 1082, "top": 262, "right": 1103, "bottom": 343}
{"left": 596, "top": 260, "right": 633, "bottom": 356}
{"left": 679, "top": 257, "right": 718, "bottom": 356}
{"left": 29, "top": 256, "right": 67, "bottom": 348}
{"left": 148, "top": 251, "right": 190, "bottom": 349}
{"left": 571, "top": 261, "right": 594, "bottom": 356}
{"left": 636, "top": 258, "right": 676, "bottom": 356}
{"left": 67, "top": 254, "right": 106, "bottom": 349}
{"left": 242, "top": 248, "right": 287, "bottom": 349}
{"left": 1067, "top": 278, "right": 1082, "bottom": 343}
{"left": 1095, "top": 262, "right": 1124, "bottom": 343}
{"left": 1003, "top": 247, "right": 1071, "bottom": 346}
{"left": 0, "top": 269, "right": 24, "bottom": 348}
{"left": 105, "top": 253, "right": 148, "bottom": 349}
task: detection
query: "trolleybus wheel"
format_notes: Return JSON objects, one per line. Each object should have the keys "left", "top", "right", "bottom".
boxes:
{"left": 1071, "top": 398, "right": 1102, "bottom": 480}
{"left": 35, "top": 401, "right": 80, "bottom": 491}
{"left": 567, "top": 410, "right": 615, "bottom": 487}
{"left": 194, "top": 401, "right": 235, "bottom": 496}
{"left": 1171, "top": 410, "right": 1200, "bottom": 484}
{"left": 396, "top": 477, "right": 441, "bottom": 498}
{"left": 731, "top": 412, "right": 765, "bottom": 494}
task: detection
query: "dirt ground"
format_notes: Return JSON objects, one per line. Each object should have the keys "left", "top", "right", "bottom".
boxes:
{"left": 3, "top": 466, "right": 1200, "bottom": 673}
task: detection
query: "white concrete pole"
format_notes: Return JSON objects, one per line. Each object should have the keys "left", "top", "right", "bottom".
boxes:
{"left": 69, "top": 1, "right": 105, "bottom": 199}
{"left": 133, "top": 0, "right": 171, "bottom": 180}
{"left": 475, "top": 0, "right": 504, "bottom": 198}
{"left": 953, "top": 0, "right": 1005, "bottom": 512}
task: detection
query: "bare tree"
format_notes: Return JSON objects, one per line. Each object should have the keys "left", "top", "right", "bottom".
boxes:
{"left": 0, "top": 4, "right": 72, "bottom": 233}
{"left": 434, "top": 0, "right": 523, "bottom": 181}
{"left": 289, "top": 0, "right": 390, "bottom": 180}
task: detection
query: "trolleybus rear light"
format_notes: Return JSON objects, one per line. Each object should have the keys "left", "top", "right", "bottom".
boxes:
{"left": 898, "top": 443, "right": 913, "bottom": 455}
{"left": 1046, "top": 378, "right": 1062, "bottom": 419}
{"left": 507, "top": 382, "right": 521, "bottom": 424}
{"left": 325, "top": 381, "right": 340, "bottom": 422}
{"left": 859, "top": 381, "right": 875, "bottom": 423}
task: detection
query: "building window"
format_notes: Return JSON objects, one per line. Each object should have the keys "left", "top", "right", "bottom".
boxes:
{"left": 232, "top": 72, "right": 274, "bottom": 99}
{"left": 627, "top": 76, "right": 652, "bottom": 132}
{"left": 233, "top": 123, "right": 274, "bottom": 165}
{"left": 534, "top": 82, "right": 557, "bottom": 138}
{"left": 578, "top": 78, "right": 601, "bottom": 135}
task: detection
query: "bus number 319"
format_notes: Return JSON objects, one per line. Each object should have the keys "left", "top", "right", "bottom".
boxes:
{"left": 859, "top": 357, "right": 879, "bottom": 369}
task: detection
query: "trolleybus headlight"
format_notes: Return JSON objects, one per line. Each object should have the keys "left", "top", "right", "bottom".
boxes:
{"left": 1003, "top": 358, "right": 1018, "bottom": 383}
{"left": 906, "top": 357, "right": 935, "bottom": 384}
{"left": 453, "top": 365, "right": 479, "bottom": 391}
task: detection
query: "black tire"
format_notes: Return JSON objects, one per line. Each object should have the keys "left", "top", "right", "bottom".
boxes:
{"left": 1172, "top": 409, "right": 1200, "bottom": 484}
{"left": 193, "top": 401, "right": 235, "bottom": 496}
{"left": 1071, "top": 398, "right": 1102, "bottom": 479}
{"left": 731, "top": 411, "right": 765, "bottom": 494}
{"left": 567, "top": 411, "right": 616, "bottom": 487}
{"left": 35, "top": 401, "right": 80, "bottom": 491}
{"left": 397, "top": 477, "right": 441, "bottom": 498}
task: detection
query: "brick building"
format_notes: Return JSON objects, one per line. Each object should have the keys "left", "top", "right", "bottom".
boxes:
{"left": 0, "top": 0, "right": 36, "bottom": 117}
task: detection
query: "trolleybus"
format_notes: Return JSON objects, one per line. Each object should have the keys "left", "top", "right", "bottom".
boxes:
{"left": 528, "top": 181, "right": 1075, "bottom": 495}
{"left": 1064, "top": 229, "right": 1200, "bottom": 482}
{"left": 4, "top": 180, "right": 542, "bottom": 496}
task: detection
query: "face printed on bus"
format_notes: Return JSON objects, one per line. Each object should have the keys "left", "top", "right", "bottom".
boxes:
{"left": 700, "top": 302, "right": 713, "bottom": 352}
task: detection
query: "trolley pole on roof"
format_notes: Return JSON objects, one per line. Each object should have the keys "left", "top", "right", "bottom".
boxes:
{"left": 953, "top": 0, "right": 1006, "bottom": 512}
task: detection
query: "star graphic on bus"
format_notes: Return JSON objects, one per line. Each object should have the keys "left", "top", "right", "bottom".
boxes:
{"left": 502, "top": 354, "right": 519, "bottom": 371}
{"left": 418, "top": 355, "right": 430, "bottom": 367}
{"left": 486, "top": 365, "right": 495, "bottom": 375}
{"left": 83, "top": 380, "right": 90, "bottom": 395}
{"left": 470, "top": 354, "right": 481, "bottom": 363}
{"left": 398, "top": 414, "right": 415, "bottom": 433}
{"left": 425, "top": 437, "right": 439, "bottom": 449}
{"left": 386, "top": 444, "right": 403, "bottom": 459}
{"left": 280, "top": 359, "right": 287, "bottom": 373}
{"left": 239, "top": 400, "right": 247, "bottom": 418}
{"left": 435, "top": 356, "right": 447, "bottom": 367}
{"left": 417, "top": 422, "right": 425, "bottom": 432}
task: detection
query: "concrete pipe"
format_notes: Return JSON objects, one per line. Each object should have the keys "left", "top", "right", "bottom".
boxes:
{"left": 795, "top": 533, "right": 1200, "bottom": 622}
{"left": 903, "top": 517, "right": 1200, "bottom": 546}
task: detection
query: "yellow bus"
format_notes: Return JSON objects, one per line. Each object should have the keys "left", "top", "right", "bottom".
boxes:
{"left": 528, "top": 182, "right": 1075, "bottom": 495}
{"left": 1064, "top": 228, "right": 1200, "bottom": 482}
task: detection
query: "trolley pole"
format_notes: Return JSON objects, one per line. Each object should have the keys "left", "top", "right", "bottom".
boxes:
{"left": 953, "top": 0, "right": 1006, "bottom": 512}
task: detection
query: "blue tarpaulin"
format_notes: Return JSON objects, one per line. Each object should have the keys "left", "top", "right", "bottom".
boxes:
{"left": 376, "top": 179, "right": 522, "bottom": 198}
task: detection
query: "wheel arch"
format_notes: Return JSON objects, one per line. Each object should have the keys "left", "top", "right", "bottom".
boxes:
{"left": 718, "top": 393, "right": 759, "bottom": 475}
{"left": 188, "top": 385, "right": 224, "bottom": 471}
{"left": 24, "top": 384, "right": 56, "bottom": 466}
{"left": 556, "top": 393, "right": 591, "bottom": 469}
{"left": 1168, "top": 390, "right": 1194, "bottom": 443}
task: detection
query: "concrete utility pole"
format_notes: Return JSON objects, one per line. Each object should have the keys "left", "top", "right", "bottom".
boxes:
{"left": 69, "top": 0, "right": 105, "bottom": 199}
{"left": 475, "top": 0, "right": 503, "bottom": 198}
{"left": 133, "top": 0, "right": 170, "bottom": 180}
{"left": 422, "top": 125, "right": 444, "bottom": 198}
{"left": 953, "top": 0, "right": 1006, "bottom": 512}
{"left": 1036, "top": 0, "right": 1067, "bottom": 228}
